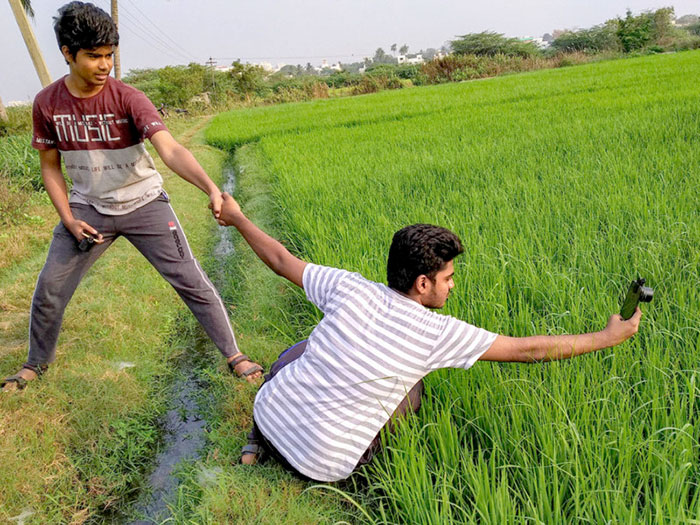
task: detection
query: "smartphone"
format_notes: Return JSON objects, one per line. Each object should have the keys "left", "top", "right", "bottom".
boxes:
{"left": 78, "top": 232, "right": 97, "bottom": 252}
{"left": 620, "top": 278, "right": 654, "bottom": 320}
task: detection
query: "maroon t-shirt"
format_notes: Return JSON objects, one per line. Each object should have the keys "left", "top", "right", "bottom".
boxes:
{"left": 32, "top": 76, "right": 169, "bottom": 214}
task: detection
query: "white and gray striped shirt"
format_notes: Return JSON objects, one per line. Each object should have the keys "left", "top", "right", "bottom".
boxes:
{"left": 253, "top": 264, "right": 497, "bottom": 481}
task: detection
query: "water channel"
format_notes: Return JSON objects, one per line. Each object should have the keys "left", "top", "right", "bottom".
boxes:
{"left": 125, "top": 160, "right": 238, "bottom": 524}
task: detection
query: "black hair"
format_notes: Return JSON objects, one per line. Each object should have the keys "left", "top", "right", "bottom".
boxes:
{"left": 386, "top": 224, "right": 464, "bottom": 293}
{"left": 54, "top": 2, "right": 119, "bottom": 59}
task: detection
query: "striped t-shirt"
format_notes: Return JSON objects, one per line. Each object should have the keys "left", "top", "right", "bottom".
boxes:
{"left": 253, "top": 264, "right": 497, "bottom": 481}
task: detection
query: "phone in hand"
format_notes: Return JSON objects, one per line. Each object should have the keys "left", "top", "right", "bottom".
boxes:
{"left": 78, "top": 232, "right": 97, "bottom": 252}
{"left": 620, "top": 278, "right": 654, "bottom": 320}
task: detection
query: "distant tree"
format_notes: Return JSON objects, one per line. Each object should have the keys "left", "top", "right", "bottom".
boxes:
{"left": 675, "top": 14, "right": 699, "bottom": 26}
{"left": 451, "top": 31, "right": 539, "bottom": 57}
{"left": 399, "top": 44, "right": 409, "bottom": 55}
{"left": 542, "top": 33, "right": 553, "bottom": 43}
{"left": 551, "top": 22, "right": 619, "bottom": 52}
{"left": 305, "top": 62, "right": 316, "bottom": 75}
{"left": 651, "top": 7, "right": 676, "bottom": 42}
{"left": 278, "top": 64, "right": 301, "bottom": 77}
{"left": 422, "top": 47, "right": 439, "bottom": 60}
{"left": 688, "top": 22, "right": 700, "bottom": 36}
{"left": 616, "top": 9, "right": 654, "bottom": 51}
{"left": 373, "top": 47, "right": 397, "bottom": 64}
{"left": 125, "top": 63, "right": 209, "bottom": 106}
{"left": 390, "top": 43, "right": 397, "bottom": 54}
{"left": 228, "top": 61, "right": 267, "bottom": 95}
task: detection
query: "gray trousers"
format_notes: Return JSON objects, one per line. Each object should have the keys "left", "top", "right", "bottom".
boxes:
{"left": 25, "top": 193, "right": 239, "bottom": 371}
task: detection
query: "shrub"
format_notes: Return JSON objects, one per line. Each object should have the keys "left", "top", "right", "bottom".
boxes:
{"left": 0, "top": 104, "right": 32, "bottom": 137}
{"left": 451, "top": 31, "right": 540, "bottom": 58}
{"left": 0, "top": 133, "right": 42, "bottom": 190}
{"left": 351, "top": 73, "right": 402, "bottom": 95}
{"left": 551, "top": 22, "right": 620, "bottom": 53}
{"left": 323, "top": 71, "right": 363, "bottom": 89}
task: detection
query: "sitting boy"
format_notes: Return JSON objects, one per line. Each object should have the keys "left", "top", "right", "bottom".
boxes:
{"left": 216, "top": 193, "right": 641, "bottom": 482}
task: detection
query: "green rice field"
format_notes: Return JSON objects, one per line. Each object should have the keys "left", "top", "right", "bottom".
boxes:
{"left": 207, "top": 51, "right": 700, "bottom": 523}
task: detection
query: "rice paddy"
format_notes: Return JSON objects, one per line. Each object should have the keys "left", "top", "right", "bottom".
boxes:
{"left": 207, "top": 50, "right": 700, "bottom": 523}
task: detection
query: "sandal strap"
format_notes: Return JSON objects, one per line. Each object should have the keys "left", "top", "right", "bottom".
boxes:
{"left": 241, "top": 444, "right": 261, "bottom": 455}
{"left": 227, "top": 354, "right": 251, "bottom": 371}
{"left": 1, "top": 375, "right": 28, "bottom": 390}
{"left": 22, "top": 364, "right": 48, "bottom": 377}
{"left": 240, "top": 363, "right": 263, "bottom": 377}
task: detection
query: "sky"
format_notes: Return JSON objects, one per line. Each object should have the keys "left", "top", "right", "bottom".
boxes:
{"left": 1, "top": 0, "right": 698, "bottom": 103}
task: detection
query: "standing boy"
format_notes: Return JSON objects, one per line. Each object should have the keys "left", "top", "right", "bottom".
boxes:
{"left": 1, "top": 2, "right": 261, "bottom": 391}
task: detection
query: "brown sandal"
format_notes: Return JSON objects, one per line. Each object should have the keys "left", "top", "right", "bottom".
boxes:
{"left": 227, "top": 354, "right": 263, "bottom": 378}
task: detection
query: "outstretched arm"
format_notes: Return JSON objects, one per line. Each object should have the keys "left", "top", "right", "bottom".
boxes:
{"left": 150, "top": 130, "right": 222, "bottom": 219}
{"left": 217, "top": 192, "right": 307, "bottom": 288}
{"left": 480, "top": 308, "right": 642, "bottom": 363}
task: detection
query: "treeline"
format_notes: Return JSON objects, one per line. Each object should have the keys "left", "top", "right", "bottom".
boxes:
{"left": 122, "top": 7, "right": 700, "bottom": 113}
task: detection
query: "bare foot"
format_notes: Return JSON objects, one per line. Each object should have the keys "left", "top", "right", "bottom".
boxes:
{"left": 1, "top": 368, "right": 38, "bottom": 392}
{"left": 241, "top": 451, "right": 258, "bottom": 465}
{"left": 227, "top": 353, "right": 263, "bottom": 383}
{"left": 240, "top": 443, "right": 262, "bottom": 465}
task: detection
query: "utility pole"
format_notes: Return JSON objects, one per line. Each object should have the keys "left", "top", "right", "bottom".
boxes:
{"left": 205, "top": 57, "right": 216, "bottom": 95}
{"left": 111, "top": 0, "right": 121, "bottom": 80}
{"left": 0, "top": 95, "right": 8, "bottom": 123}
{"left": 8, "top": 0, "right": 52, "bottom": 87}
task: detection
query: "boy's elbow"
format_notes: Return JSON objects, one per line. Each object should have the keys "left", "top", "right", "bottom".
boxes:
{"left": 515, "top": 337, "right": 547, "bottom": 363}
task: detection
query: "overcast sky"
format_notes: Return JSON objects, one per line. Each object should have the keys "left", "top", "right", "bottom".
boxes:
{"left": 1, "top": 0, "right": 698, "bottom": 103}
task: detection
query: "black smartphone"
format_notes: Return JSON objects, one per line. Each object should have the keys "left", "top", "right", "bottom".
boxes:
{"left": 78, "top": 233, "right": 97, "bottom": 252}
{"left": 620, "top": 278, "right": 654, "bottom": 320}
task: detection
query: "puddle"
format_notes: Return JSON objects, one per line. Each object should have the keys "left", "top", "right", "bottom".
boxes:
{"left": 124, "top": 157, "right": 239, "bottom": 524}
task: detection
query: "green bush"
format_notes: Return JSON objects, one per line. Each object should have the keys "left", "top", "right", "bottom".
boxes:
{"left": 0, "top": 133, "right": 42, "bottom": 190}
{"left": 323, "top": 71, "right": 363, "bottom": 89}
{"left": 551, "top": 22, "right": 620, "bottom": 53}
{"left": 451, "top": 31, "right": 540, "bottom": 58}
{"left": 0, "top": 104, "right": 32, "bottom": 137}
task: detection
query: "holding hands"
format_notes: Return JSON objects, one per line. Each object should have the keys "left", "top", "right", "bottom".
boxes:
{"left": 216, "top": 192, "right": 242, "bottom": 226}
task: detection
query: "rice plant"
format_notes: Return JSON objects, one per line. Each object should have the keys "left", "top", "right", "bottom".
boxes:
{"left": 208, "top": 51, "right": 700, "bottom": 523}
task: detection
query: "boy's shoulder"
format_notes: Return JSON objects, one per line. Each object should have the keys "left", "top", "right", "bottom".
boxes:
{"left": 33, "top": 76, "right": 68, "bottom": 107}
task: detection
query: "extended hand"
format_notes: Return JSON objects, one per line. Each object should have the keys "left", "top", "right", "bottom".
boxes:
{"left": 603, "top": 308, "right": 642, "bottom": 346}
{"left": 208, "top": 191, "right": 223, "bottom": 219}
{"left": 64, "top": 218, "right": 104, "bottom": 244}
{"left": 217, "top": 192, "right": 242, "bottom": 226}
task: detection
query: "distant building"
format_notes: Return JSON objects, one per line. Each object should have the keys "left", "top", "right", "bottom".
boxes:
{"left": 521, "top": 36, "right": 550, "bottom": 49}
{"left": 8, "top": 100, "right": 31, "bottom": 107}
{"left": 397, "top": 53, "right": 424, "bottom": 65}
{"left": 320, "top": 59, "right": 342, "bottom": 72}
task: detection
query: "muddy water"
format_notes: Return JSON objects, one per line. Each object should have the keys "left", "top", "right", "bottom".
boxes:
{"left": 128, "top": 374, "right": 207, "bottom": 524}
{"left": 126, "top": 160, "right": 239, "bottom": 524}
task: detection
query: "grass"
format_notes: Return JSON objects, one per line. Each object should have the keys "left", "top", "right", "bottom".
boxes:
{"left": 205, "top": 49, "right": 700, "bottom": 523}
{"left": 166, "top": 145, "right": 360, "bottom": 524}
{"left": 0, "top": 116, "right": 226, "bottom": 523}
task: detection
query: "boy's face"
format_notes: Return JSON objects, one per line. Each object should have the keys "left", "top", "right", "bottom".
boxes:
{"left": 423, "top": 259, "right": 455, "bottom": 309}
{"left": 63, "top": 45, "right": 114, "bottom": 89}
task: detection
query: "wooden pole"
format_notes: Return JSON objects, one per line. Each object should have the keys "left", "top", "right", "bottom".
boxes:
{"left": 111, "top": 0, "right": 121, "bottom": 80}
{"left": 8, "top": 0, "right": 52, "bottom": 87}
{"left": 0, "top": 95, "right": 8, "bottom": 123}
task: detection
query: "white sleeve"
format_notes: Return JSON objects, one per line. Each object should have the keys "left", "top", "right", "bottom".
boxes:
{"left": 427, "top": 316, "right": 498, "bottom": 371}
{"left": 302, "top": 264, "right": 351, "bottom": 312}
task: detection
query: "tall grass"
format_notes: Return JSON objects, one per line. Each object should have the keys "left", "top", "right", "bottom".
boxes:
{"left": 208, "top": 50, "right": 700, "bottom": 523}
